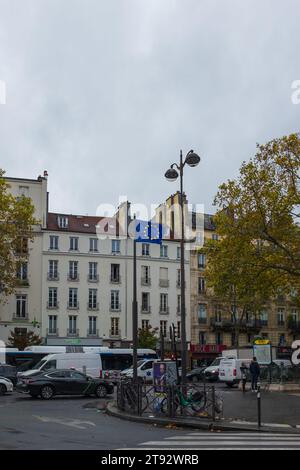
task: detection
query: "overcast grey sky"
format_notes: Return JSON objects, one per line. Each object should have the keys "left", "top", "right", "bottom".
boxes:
{"left": 0, "top": 0, "right": 300, "bottom": 216}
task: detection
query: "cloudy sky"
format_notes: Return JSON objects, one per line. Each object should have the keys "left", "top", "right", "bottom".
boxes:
{"left": 0, "top": 0, "right": 300, "bottom": 216}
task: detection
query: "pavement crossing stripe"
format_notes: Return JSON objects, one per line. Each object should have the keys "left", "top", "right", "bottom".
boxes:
{"left": 167, "top": 436, "right": 300, "bottom": 440}
{"left": 139, "top": 440, "right": 300, "bottom": 446}
{"left": 133, "top": 447, "right": 300, "bottom": 450}
{"left": 186, "top": 432, "right": 299, "bottom": 436}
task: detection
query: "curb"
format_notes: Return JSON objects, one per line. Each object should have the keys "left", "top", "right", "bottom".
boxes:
{"left": 106, "top": 403, "right": 300, "bottom": 434}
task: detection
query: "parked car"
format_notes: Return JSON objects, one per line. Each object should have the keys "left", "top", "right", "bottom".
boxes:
{"left": 16, "top": 369, "right": 114, "bottom": 399}
{"left": 0, "top": 377, "right": 14, "bottom": 395}
{"left": 18, "top": 353, "right": 101, "bottom": 379}
{"left": 187, "top": 367, "right": 206, "bottom": 382}
{"left": 0, "top": 365, "right": 17, "bottom": 386}
{"left": 203, "top": 357, "right": 223, "bottom": 381}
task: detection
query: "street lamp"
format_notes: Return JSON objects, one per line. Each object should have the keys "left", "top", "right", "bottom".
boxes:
{"left": 165, "top": 150, "right": 200, "bottom": 385}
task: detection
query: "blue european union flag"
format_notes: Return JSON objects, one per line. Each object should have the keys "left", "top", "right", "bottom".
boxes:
{"left": 135, "top": 220, "right": 163, "bottom": 244}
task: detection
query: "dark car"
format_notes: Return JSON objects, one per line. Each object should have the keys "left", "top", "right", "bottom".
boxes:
{"left": 0, "top": 365, "right": 17, "bottom": 386}
{"left": 16, "top": 369, "right": 114, "bottom": 399}
{"left": 187, "top": 367, "right": 205, "bottom": 383}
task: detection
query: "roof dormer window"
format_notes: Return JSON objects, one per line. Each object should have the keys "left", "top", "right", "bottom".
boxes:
{"left": 57, "top": 215, "right": 69, "bottom": 229}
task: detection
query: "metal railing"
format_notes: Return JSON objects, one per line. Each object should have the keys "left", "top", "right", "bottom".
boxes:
{"left": 117, "top": 380, "right": 223, "bottom": 422}
{"left": 159, "top": 279, "right": 169, "bottom": 288}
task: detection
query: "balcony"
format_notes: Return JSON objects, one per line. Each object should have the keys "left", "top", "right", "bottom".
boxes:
{"left": 47, "top": 273, "right": 59, "bottom": 281}
{"left": 47, "top": 301, "right": 59, "bottom": 310}
{"left": 87, "top": 302, "right": 99, "bottom": 311}
{"left": 109, "top": 329, "right": 121, "bottom": 338}
{"left": 288, "top": 319, "right": 300, "bottom": 333}
{"left": 12, "top": 314, "right": 28, "bottom": 321}
{"left": 141, "top": 306, "right": 151, "bottom": 314}
{"left": 67, "top": 273, "right": 79, "bottom": 282}
{"left": 159, "top": 307, "right": 169, "bottom": 315}
{"left": 87, "top": 329, "right": 99, "bottom": 337}
{"left": 110, "top": 275, "right": 121, "bottom": 284}
{"left": 87, "top": 274, "right": 99, "bottom": 283}
{"left": 277, "top": 319, "right": 286, "bottom": 327}
{"left": 141, "top": 277, "right": 151, "bottom": 286}
{"left": 210, "top": 318, "right": 264, "bottom": 332}
{"left": 47, "top": 328, "right": 59, "bottom": 336}
{"left": 16, "top": 278, "right": 30, "bottom": 287}
{"left": 159, "top": 279, "right": 169, "bottom": 288}
{"left": 110, "top": 304, "right": 121, "bottom": 312}
{"left": 67, "top": 329, "right": 79, "bottom": 337}
{"left": 67, "top": 302, "right": 79, "bottom": 310}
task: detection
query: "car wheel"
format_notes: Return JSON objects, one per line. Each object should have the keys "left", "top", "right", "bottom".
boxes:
{"left": 40, "top": 385, "right": 54, "bottom": 400}
{"left": 0, "top": 384, "right": 7, "bottom": 396}
{"left": 95, "top": 384, "right": 107, "bottom": 398}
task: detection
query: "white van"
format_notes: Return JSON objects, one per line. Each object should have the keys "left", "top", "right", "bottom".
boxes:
{"left": 120, "top": 359, "right": 157, "bottom": 383}
{"left": 18, "top": 353, "right": 101, "bottom": 378}
{"left": 219, "top": 358, "right": 292, "bottom": 387}
{"left": 219, "top": 358, "right": 252, "bottom": 387}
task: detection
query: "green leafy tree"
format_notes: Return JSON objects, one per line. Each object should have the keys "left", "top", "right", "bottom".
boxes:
{"left": 7, "top": 330, "right": 42, "bottom": 350}
{"left": 204, "top": 133, "right": 300, "bottom": 345}
{"left": 0, "top": 169, "right": 37, "bottom": 299}
{"left": 137, "top": 325, "right": 159, "bottom": 350}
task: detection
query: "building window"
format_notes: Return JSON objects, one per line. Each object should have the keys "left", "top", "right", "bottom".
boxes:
{"left": 69, "top": 261, "right": 79, "bottom": 280}
{"left": 68, "top": 288, "right": 78, "bottom": 308}
{"left": 48, "top": 288, "right": 58, "bottom": 308}
{"left": 88, "top": 289, "right": 98, "bottom": 309}
{"left": 291, "top": 309, "right": 298, "bottom": 323}
{"left": 48, "top": 315, "right": 57, "bottom": 334}
{"left": 17, "top": 262, "right": 28, "bottom": 281}
{"left": 111, "top": 290, "right": 120, "bottom": 310}
{"left": 214, "top": 305, "right": 222, "bottom": 322}
{"left": 279, "top": 333, "right": 286, "bottom": 346}
{"left": 199, "top": 332, "right": 206, "bottom": 345}
{"left": 112, "top": 239, "right": 120, "bottom": 254}
{"left": 198, "top": 253, "right": 206, "bottom": 269}
{"left": 160, "top": 245, "right": 168, "bottom": 258}
{"left": 260, "top": 310, "right": 268, "bottom": 326}
{"left": 142, "top": 243, "right": 150, "bottom": 256}
{"left": 111, "top": 264, "right": 120, "bottom": 282}
{"left": 215, "top": 332, "right": 223, "bottom": 345}
{"left": 19, "top": 186, "right": 29, "bottom": 197}
{"left": 142, "top": 292, "right": 150, "bottom": 312}
{"left": 68, "top": 316, "right": 77, "bottom": 335}
{"left": 70, "top": 237, "right": 79, "bottom": 251}
{"left": 49, "top": 235, "right": 59, "bottom": 250}
{"left": 88, "top": 316, "right": 97, "bottom": 336}
{"left": 142, "top": 320, "right": 150, "bottom": 330}
{"left": 57, "top": 215, "right": 68, "bottom": 229}
{"left": 159, "top": 267, "right": 169, "bottom": 287}
{"left": 231, "top": 332, "right": 237, "bottom": 346}
{"left": 89, "top": 238, "right": 98, "bottom": 252}
{"left": 177, "top": 321, "right": 181, "bottom": 340}
{"left": 177, "top": 270, "right": 181, "bottom": 287}
{"left": 48, "top": 260, "right": 58, "bottom": 280}
{"left": 198, "top": 277, "right": 205, "bottom": 294}
{"left": 177, "top": 247, "right": 181, "bottom": 259}
{"left": 198, "top": 304, "right": 207, "bottom": 324}
{"left": 15, "top": 237, "right": 28, "bottom": 255}
{"left": 160, "top": 320, "right": 167, "bottom": 338}
{"left": 277, "top": 308, "right": 285, "bottom": 326}
{"left": 16, "top": 295, "right": 27, "bottom": 319}
{"left": 111, "top": 318, "right": 120, "bottom": 336}
{"left": 212, "top": 233, "right": 219, "bottom": 241}
{"left": 160, "top": 293, "right": 168, "bottom": 313}
{"left": 177, "top": 295, "right": 181, "bottom": 313}
{"left": 88, "top": 262, "right": 98, "bottom": 281}
{"left": 141, "top": 266, "right": 150, "bottom": 284}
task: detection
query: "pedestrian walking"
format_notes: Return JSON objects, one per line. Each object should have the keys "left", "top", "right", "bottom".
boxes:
{"left": 240, "top": 362, "right": 248, "bottom": 392}
{"left": 249, "top": 357, "right": 260, "bottom": 392}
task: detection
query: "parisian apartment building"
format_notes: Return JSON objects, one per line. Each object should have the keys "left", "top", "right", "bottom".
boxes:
{"left": 0, "top": 173, "right": 190, "bottom": 349}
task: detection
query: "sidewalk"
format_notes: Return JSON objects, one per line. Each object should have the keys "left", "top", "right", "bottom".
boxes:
{"left": 103, "top": 390, "right": 300, "bottom": 434}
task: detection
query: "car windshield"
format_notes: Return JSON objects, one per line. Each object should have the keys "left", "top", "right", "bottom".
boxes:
{"left": 34, "top": 359, "right": 47, "bottom": 370}
{"left": 210, "top": 358, "right": 221, "bottom": 367}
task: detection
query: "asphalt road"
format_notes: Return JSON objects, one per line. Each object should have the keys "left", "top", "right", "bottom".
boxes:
{"left": 1, "top": 384, "right": 299, "bottom": 450}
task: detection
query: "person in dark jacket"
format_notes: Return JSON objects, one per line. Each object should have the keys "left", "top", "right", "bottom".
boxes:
{"left": 249, "top": 357, "right": 260, "bottom": 392}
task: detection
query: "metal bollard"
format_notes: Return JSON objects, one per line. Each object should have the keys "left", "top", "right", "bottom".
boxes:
{"left": 257, "top": 381, "right": 261, "bottom": 428}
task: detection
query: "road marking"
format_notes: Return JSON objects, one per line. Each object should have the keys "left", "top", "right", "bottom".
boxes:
{"left": 33, "top": 415, "right": 96, "bottom": 430}
{"left": 137, "top": 432, "right": 300, "bottom": 449}
{"left": 230, "top": 420, "right": 292, "bottom": 428}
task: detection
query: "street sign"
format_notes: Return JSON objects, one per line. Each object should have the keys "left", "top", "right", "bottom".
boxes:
{"left": 254, "top": 339, "right": 270, "bottom": 346}
{"left": 253, "top": 343, "right": 272, "bottom": 365}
